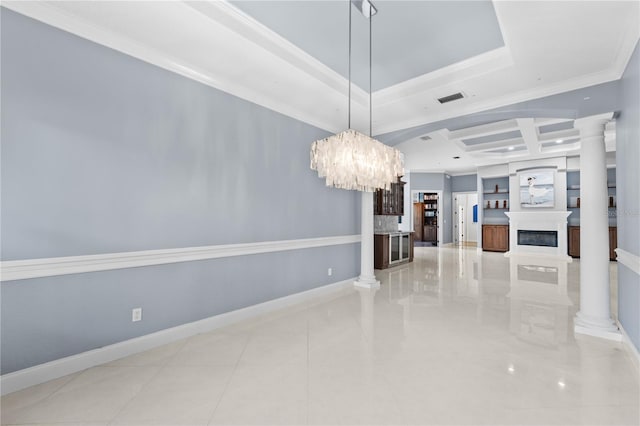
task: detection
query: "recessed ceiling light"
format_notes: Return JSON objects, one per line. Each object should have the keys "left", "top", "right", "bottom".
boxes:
{"left": 583, "top": 96, "right": 591, "bottom": 100}
{"left": 508, "top": 146, "right": 515, "bottom": 151}
{"left": 556, "top": 139, "right": 563, "bottom": 144}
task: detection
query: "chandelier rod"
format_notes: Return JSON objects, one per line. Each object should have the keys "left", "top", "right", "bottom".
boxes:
{"left": 348, "top": 0, "right": 352, "bottom": 130}
{"left": 369, "top": 6, "right": 372, "bottom": 137}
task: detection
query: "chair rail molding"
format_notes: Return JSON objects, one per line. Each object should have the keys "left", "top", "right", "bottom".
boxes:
{"left": 615, "top": 248, "right": 640, "bottom": 276}
{"left": 1, "top": 235, "right": 361, "bottom": 282}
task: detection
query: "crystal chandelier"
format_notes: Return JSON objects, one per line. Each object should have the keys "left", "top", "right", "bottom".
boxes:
{"left": 310, "top": 0, "right": 404, "bottom": 192}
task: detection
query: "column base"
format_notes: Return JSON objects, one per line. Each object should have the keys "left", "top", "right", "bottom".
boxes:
{"left": 354, "top": 275, "right": 380, "bottom": 290}
{"left": 574, "top": 312, "right": 622, "bottom": 342}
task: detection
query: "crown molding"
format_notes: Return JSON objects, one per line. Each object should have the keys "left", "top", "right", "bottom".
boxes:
{"left": 184, "top": 1, "right": 369, "bottom": 108}
{"left": 3, "top": 1, "right": 636, "bottom": 139}
{"left": 611, "top": 13, "right": 640, "bottom": 79}
{"left": 374, "top": 46, "right": 513, "bottom": 106}
{"left": 374, "top": 66, "right": 621, "bottom": 136}
{"left": 1, "top": 0, "right": 365, "bottom": 133}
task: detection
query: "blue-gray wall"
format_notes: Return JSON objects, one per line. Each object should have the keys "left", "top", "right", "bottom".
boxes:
{"left": 410, "top": 172, "right": 445, "bottom": 192}
{"left": 451, "top": 174, "right": 478, "bottom": 193}
{"left": 616, "top": 40, "right": 640, "bottom": 351}
{"left": 0, "top": 9, "right": 360, "bottom": 374}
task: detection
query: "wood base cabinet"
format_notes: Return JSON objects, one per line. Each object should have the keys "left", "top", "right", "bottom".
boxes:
{"left": 568, "top": 226, "right": 581, "bottom": 258}
{"left": 413, "top": 203, "right": 424, "bottom": 241}
{"left": 482, "top": 225, "right": 509, "bottom": 252}
{"left": 423, "top": 225, "right": 437, "bottom": 243}
{"left": 374, "top": 232, "right": 414, "bottom": 269}
{"left": 568, "top": 226, "right": 617, "bottom": 261}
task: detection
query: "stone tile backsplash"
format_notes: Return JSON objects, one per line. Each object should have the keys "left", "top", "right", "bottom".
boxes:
{"left": 374, "top": 215, "right": 399, "bottom": 233}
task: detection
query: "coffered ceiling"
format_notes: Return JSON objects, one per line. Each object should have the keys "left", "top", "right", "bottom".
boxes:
{"left": 3, "top": 0, "right": 639, "bottom": 174}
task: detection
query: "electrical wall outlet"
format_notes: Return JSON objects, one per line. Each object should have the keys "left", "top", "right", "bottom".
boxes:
{"left": 132, "top": 308, "right": 142, "bottom": 322}
{"left": 328, "top": 267, "right": 332, "bottom": 276}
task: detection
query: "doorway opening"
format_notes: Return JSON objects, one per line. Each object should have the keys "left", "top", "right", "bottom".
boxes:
{"left": 453, "top": 192, "right": 479, "bottom": 247}
{"left": 412, "top": 190, "right": 442, "bottom": 247}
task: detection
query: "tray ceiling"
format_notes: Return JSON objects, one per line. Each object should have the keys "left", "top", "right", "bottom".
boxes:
{"left": 2, "top": 0, "right": 638, "bottom": 173}
{"left": 230, "top": 0, "right": 505, "bottom": 91}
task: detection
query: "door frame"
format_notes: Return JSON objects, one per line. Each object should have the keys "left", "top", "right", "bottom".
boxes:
{"left": 411, "top": 189, "right": 443, "bottom": 246}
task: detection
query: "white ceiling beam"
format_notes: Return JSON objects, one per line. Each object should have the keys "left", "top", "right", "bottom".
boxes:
{"left": 463, "top": 137, "right": 525, "bottom": 153}
{"left": 447, "top": 119, "right": 520, "bottom": 141}
{"left": 540, "top": 142, "right": 581, "bottom": 154}
{"left": 471, "top": 150, "right": 530, "bottom": 159}
{"left": 537, "top": 128, "right": 580, "bottom": 144}
{"left": 533, "top": 117, "right": 574, "bottom": 126}
{"left": 515, "top": 118, "right": 539, "bottom": 155}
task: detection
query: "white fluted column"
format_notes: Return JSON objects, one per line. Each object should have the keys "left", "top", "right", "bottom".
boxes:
{"left": 355, "top": 191, "right": 380, "bottom": 289}
{"left": 574, "top": 113, "right": 620, "bottom": 341}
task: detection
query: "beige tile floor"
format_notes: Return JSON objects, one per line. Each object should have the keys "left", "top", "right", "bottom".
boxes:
{"left": 2, "top": 246, "right": 638, "bottom": 425}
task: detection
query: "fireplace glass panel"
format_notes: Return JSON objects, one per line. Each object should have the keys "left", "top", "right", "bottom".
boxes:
{"left": 518, "top": 230, "right": 558, "bottom": 247}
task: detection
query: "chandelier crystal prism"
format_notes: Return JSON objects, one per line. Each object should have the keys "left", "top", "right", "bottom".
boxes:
{"left": 310, "top": 129, "right": 403, "bottom": 192}
{"left": 310, "top": 0, "right": 403, "bottom": 193}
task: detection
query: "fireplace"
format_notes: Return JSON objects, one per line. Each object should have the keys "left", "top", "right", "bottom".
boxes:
{"left": 505, "top": 212, "right": 571, "bottom": 259}
{"left": 518, "top": 230, "right": 558, "bottom": 247}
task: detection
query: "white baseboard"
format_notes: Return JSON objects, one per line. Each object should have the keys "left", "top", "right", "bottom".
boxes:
{"left": 613, "top": 248, "right": 640, "bottom": 371}
{"left": 574, "top": 324, "right": 623, "bottom": 342}
{"left": 0, "top": 277, "right": 356, "bottom": 395}
{"left": 618, "top": 320, "right": 640, "bottom": 373}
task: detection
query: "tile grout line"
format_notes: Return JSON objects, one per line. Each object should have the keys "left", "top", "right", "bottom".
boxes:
{"left": 206, "top": 333, "right": 251, "bottom": 426}
{"left": 306, "top": 309, "right": 310, "bottom": 426}
{"left": 0, "top": 372, "right": 78, "bottom": 425}
{"left": 105, "top": 340, "right": 188, "bottom": 426}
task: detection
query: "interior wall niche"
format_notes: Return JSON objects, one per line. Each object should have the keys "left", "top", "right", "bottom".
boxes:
{"left": 508, "top": 157, "right": 568, "bottom": 213}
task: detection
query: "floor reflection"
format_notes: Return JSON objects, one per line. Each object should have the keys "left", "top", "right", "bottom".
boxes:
{"left": 2, "top": 245, "right": 635, "bottom": 426}
{"left": 507, "top": 255, "right": 573, "bottom": 346}
{"left": 376, "top": 246, "right": 584, "bottom": 353}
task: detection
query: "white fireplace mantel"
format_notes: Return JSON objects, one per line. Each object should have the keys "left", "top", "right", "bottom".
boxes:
{"left": 505, "top": 211, "right": 572, "bottom": 260}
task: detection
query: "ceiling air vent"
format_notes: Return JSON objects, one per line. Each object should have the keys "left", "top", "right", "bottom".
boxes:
{"left": 419, "top": 135, "right": 432, "bottom": 141}
{"left": 437, "top": 92, "right": 465, "bottom": 104}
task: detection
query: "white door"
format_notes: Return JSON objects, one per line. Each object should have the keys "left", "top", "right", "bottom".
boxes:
{"left": 453, "top": 193, "right": 479, "bottom": 245}
{"left": 459, "top": 202, "right": 466, "bottom": 243}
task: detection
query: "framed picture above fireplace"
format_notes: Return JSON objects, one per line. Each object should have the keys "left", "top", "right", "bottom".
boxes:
{"left": 519, "top": 169, "right": 554, "bottom": 208}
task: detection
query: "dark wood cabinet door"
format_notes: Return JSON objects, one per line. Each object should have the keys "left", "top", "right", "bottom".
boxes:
{"left": 482, "top": 225, "right": 494, "bottom": 250}
{"left": 374, "top": 233, "right": 414, "bottom": 270}
{"left": 413, "top": 203, "right": 424, "bottom": 241}
{"left": 495, "top": 226, "right": 508, "bottom": 251}
{"left": 424, "top": 225, "right": 437, "bottom": 242}
{"left": 568, "top": 226, "right": 580, "bottom": 258}
{"left": 568, "top": 226, "right": 616, "bottom": 261}
{"left": 609, "top": 227, "right": 617, "bottom": 261}
{"left": 374, "top": 234, "right": 389, "bottom": 269}
{"left": 482, "top": 225, "right": 509, "bottom": 252}
{"left": 374, "top": 179, "right": 405, "bottom": 216}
